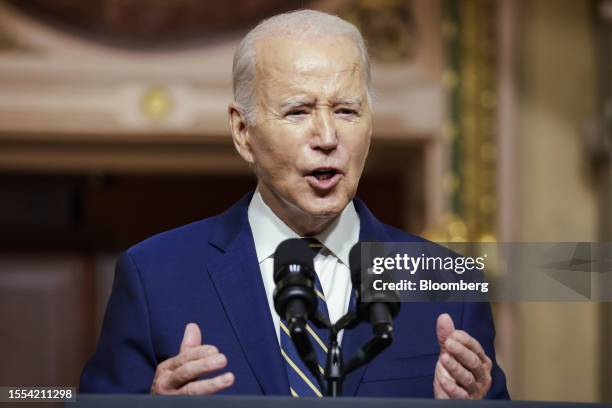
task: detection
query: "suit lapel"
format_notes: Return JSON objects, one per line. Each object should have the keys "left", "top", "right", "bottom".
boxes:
{"left": 341, "top": 197, "right": 392, "bottom": 396}
{"left": 206, "top": 194, "right": 289, "bottom": 395}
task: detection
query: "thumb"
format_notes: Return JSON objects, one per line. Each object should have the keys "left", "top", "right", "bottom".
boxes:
{"left": 436, "top": 313, "right": 455, "bottom": 348}
{"left": 180, "top": 323, "right": 202, "bottom": 352}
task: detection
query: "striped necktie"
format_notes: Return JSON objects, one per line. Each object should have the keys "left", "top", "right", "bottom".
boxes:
{"left": 279, "top": 238, "right": 330, "bottom": 397}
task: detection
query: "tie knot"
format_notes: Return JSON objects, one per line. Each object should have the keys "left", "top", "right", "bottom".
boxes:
{"left": 302, "top": 237, "right": 324, "bottom": 255}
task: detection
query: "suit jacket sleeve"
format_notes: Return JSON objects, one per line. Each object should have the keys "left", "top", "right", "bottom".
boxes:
{"left": 461, "top": 301, "right": 510, "bottom": 399}
{"left": 80, "top": 251, "right": 157, "bottom": 393}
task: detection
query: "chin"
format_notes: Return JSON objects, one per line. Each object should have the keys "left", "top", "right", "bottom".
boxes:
{"left": 302, "top": 194, "right": 350, "bottom": 218}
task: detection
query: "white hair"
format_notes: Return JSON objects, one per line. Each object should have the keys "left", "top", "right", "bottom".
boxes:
{"left": 232, "top": 9, "right": 373, "bottom": 126}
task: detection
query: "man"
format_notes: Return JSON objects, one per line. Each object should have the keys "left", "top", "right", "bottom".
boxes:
{"left": 80, "top": 10, "right": 509, "bottom": 399}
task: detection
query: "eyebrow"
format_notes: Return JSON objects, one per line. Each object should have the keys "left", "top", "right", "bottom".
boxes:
{"left": 280, "top": 96, "right": 363, "bottom": 110}
{"left": 280, "top": 97, "right": 315, "bottom": 110}
{"left": 333, "top": 96, "right": 363, "bottom": 108}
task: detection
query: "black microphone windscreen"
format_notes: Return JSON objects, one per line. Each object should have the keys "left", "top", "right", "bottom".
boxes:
{"left": 273, "top": 238, "right": 315, "bottom": 283}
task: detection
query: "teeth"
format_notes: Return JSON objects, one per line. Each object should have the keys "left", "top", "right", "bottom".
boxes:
{"left": 312, "top": 169, "right": 336, "bottom": 181}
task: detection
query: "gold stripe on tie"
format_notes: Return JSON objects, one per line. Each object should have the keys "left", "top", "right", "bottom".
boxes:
{"left": 280, "top": 349, "right": 323, "bottom": 397}
{"left": 315, "top": 288, "right": 326, "bottom": 301}
{"left": 290, "top": 387, "right": 299, "bottom": 397}
{"left": 306, "top": 323, "right": 329, "bottom": 353}
{"left": 281, "top": 321, "right": 325, "bottom": 374}
{"left": 280, "top": 321, "right": 291, "bottom": 337}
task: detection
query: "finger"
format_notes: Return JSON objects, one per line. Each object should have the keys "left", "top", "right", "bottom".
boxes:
{"left": 182, "top": 372, "right": 235, "bottom": 395}
{"left": 440, "top": 352, "right": 477, "bottom": 394}
{"left": 450, "top": 330, "right": 488, "bottom": 363}
{"left": 440, "top": 372, "right": 469, "bottom": 399}
{"left": 164, "top": 345, "right": 219, "bottom": 371}
{"left": 169, "top": 354, "right": 228, "bottom": 388}
{"left": 433, "top": 376, "right": 450, "bottom": 399}
{"left": 180, "top": 323, "right": 202, "bottom": 353}
{"left": 446, "top": 338, "right": 486, "bottom": 381}
{"left": 436, "top": 360, "right": 468, "bottom": 399}
{"left": 435, "top": 359, "right": 455, "bottom": 387}
{"left": 436, "top": 314, "right": 455, "bottom": 348}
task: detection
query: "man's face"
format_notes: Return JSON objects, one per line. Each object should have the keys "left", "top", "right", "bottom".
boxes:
{"left": 243, "top": 35, "right": 372, "bottom": 226}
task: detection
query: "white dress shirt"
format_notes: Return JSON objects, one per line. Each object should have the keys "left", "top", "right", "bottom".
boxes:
{"left": 247, "top": 189, "right": 359, "bottom": 344}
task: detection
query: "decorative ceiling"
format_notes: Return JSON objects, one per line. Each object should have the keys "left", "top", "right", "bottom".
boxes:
{"left": 6, "top": 0, "right": 310, "bottom": 49}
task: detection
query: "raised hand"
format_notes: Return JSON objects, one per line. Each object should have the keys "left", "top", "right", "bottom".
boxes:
{"left": 151, "top": 323, "right": 235, "bottom": 395}
{"left": 433, "top": 314, "right": 492, "bottom": 399}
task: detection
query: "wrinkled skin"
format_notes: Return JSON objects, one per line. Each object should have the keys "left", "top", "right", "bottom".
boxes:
{"left": 229, "top": 35, "right": 372, "bottom": 235}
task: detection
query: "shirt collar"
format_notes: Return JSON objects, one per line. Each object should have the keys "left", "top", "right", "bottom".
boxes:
{"left": 247, "top": 188, "right": 360, "bottom": 266}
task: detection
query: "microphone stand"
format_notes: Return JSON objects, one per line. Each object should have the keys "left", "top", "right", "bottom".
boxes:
{"left": 288, "top": 308, "right": 395, "bottom": 397}
{"left": 276, "top": 238, "right": 399, "bottom": 397}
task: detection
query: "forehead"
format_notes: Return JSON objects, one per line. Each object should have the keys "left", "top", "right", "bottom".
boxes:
{"left": 253, "top": 35, "right": 366, "bottom": 101}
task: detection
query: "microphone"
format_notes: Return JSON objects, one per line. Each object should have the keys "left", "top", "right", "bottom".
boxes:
{"left": 272, "top": 238, "right": 323, "bottom": 387}
{"left": 273, "top": 238, "right": 318, "bottom": 329}
{"left": 349, "top": 243, "right": 400, "bottom": 331}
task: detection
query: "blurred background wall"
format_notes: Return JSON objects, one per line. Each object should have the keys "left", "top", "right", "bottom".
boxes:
{"left": 0, "top": 0, "right": 609, "bottom": 402}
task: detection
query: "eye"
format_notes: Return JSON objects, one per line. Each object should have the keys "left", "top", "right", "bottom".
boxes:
{"left": 285, "top": 109, "right": 308, "bottom": 117}
{"left": 336, "top": 108, "right": 359, "bottom": 116}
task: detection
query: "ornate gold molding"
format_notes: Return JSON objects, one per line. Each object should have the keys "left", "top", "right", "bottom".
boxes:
{"left": 342, "top": 0, "right": 419, "bottom": 63}
{"left": 426, "top": 0, "right": 498, "bottom": 242}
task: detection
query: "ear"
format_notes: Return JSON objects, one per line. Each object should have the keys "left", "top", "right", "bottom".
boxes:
{"left": 228, "top": 102, "right": 255, "bottom": 164}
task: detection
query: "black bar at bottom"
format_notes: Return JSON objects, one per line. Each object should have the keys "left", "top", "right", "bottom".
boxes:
{"left": 69, "top": 394, "right": 612, "bottom": 408}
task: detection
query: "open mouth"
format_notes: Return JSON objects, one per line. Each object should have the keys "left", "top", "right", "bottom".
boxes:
{"left": 310, "top": 168, "right": 338, "bottom": 181}
{"left": 305, "top": 167, "right": 342, "bottom": 191}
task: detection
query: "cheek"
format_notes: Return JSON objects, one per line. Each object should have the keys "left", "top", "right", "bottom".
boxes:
{"left": 251, "top": 137, "right": 300, "bottom": 179}
{"left": 347, "top": 135, "right": 370, "bottom": 167}
{"left": 251, "top": 123, "right": 307, "bottom": 160}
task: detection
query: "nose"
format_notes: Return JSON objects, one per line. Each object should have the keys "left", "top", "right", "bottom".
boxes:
{"left": 311, "top": 109, "right": 338, "bottom": 152}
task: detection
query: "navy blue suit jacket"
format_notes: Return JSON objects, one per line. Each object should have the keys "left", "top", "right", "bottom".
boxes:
{"left": 80, "top": 193, "right": 509, "bottom": 398}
